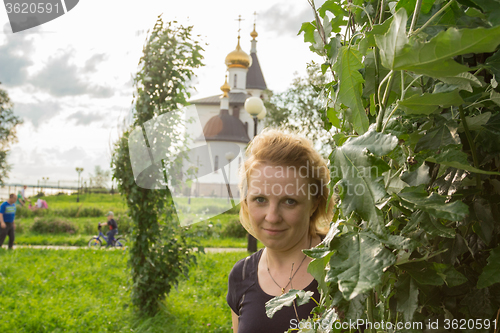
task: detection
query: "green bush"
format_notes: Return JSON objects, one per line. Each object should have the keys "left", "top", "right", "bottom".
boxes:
{"left": 30, "top": 217, "right": 79, "bottom": 234}
{"left": 115, "top": 214, "right": 133, "bottom": 235}
{"left": 221, "top": 218, "right": 246, "bottom": 238}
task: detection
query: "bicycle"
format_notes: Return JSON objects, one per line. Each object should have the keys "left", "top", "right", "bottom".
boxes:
{"left": 88, "top": 224, "right": 127, "bottom": 249}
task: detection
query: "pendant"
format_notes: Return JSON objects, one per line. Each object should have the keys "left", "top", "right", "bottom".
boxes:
{"left": 281, "top": 287, "right": 285, "bottom": 294}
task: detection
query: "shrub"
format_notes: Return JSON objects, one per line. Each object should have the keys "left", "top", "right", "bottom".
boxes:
{"left": 115, "top": 214, "right": 133, "bottom": 235}
{"left": 30, "top": 217, "right": 79, "bottom": 234}
{"left": 221, "top": 218, "right": 246, "bottom": 238}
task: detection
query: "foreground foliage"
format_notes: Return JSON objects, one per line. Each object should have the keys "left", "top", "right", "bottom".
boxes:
{"left": 268, "top": 1, "right": 500, "bottom": 332}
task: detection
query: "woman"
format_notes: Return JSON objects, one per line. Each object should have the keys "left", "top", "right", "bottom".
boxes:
{"left": 227, "top": 129, "right": 334, "bottom": 333}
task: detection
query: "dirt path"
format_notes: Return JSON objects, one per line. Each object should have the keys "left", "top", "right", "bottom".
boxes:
{"left": 13, "top": 245, "right": 247, "bottom": 253}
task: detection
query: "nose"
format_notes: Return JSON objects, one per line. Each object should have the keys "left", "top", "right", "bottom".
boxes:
{"left": 264, "top": 201, "right": 281, "bottom": 224}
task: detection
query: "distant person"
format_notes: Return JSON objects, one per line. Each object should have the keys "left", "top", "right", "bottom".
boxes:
{"left": 0, "top": 194, "right": 17, "bottom": 249}
{"left": 21, "top": 185, "right": 27, "bottom": 201}
{"left": 16, "top": 191, "right": 25, "bottom": 207}
{"left": 99, "top": 211, "right": 118, "bottom": 247}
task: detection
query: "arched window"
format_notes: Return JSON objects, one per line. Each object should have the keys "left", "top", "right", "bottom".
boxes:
{"left": 234, "top": 74, "right": 237, "bottom": 88}
{"left": 214, "top": 155, "right": 219, "bottom": 173}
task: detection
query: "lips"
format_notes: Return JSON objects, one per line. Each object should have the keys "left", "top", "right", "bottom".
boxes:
{"left": 263, "top": 228, "right": 286, "bottom": 235}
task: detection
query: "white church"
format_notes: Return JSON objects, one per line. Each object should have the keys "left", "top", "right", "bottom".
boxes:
{"left": 182, "top": 22, "right": 268, "bottom": 201}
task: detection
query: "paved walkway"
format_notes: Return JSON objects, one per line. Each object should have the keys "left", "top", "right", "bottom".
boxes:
{"left": 13, "top": 245, "right": 247, "bottom": 253}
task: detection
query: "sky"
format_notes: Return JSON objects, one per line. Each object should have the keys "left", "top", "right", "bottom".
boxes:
{"left": 0, "top": 0, "right": 324, "bottom": 188}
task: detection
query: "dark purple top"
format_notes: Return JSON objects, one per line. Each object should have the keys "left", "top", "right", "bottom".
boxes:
{"left": 227, "top": 249, "right": 320, "bottom": 333}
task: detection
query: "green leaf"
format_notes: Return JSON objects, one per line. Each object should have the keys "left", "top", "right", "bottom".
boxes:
{"left": 433, "top": 264, "right": 467, "bottom": 287}
{"left": 265, "top": 289, "right": 314, "bottom": 318}
{"left": 401, "top": 163, "right": 430, "bottom": 187}
{"left": 424, "top": 145, "right": 500, "bottom": 175}
{"left": 394, "top": 26, "right": 500, "bottom": 77}
{"left": 333, "top": 46, "right": 369, "bottom": 134}
{"left": 298, "top": 22, "right": 317, "bottom": 44}
{"left": 411, "top": 210, "right": 456, "bottom": 238}
{"left": 415, "top": 121, "right": 460, "bottom": 152}
{"left": 470, "top": 0, "right": 500, "bottom": 25}
{"left": 477, "top": 246, "right": 500, "bottom": 289}
{"left": 303, "top": 246, "right": 332, "bottom": 259}
{"left": 330, "top": 130, "right": 397, "bottom": 225}
{"left": 398, "top": 261, "right": 445, "bottom": 286}
{"left": 437, "top": 72, "right": 483, "bottom": 93}
{"left": 398, "top": 185, "right": 469, "bottom": 221}
{"left": 375, "top": 8, "right": 409, "bottom": 70}
{"left": 395, "top": 274, "right": 419, "bottom": 321}
{"left": 457, "top": 112, "right": 491, "bottom": 132}
{"left": 318, "top": 0, "right": 348, "bottom": 33}
{"left": 482, "top": 112, "right": 500, "bottom": 135}
{"left": 359, "top": 18, "right": 393, "bottom": 55}
{"left": 308, "top": 252, "right": 334, "bottom": 296}
{"left": 326, "top": 232, "right": 396, "bottom": 300}
{"left": 398, "top": 90, "right": 464, "bottom": 115}
{"left": 490, "top": 90, "right": 500, "bottom": 107}
{"left": 395, "top": 0, "right": 435, "bottom": 15}
{"left": 485, "top": 49, "right": 500, "bottom": 77}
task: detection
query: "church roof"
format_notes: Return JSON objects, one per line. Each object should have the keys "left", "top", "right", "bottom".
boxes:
{"left": 246, "top": 53, "right": 267, "bottom": 90}
{"left": 199, "top": 109, "right": 250, "bottom": 143}
{"left": 189, "top": 92, "right": 248, "bottom": 105}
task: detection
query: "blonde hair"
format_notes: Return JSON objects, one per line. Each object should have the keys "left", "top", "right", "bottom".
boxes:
{"left": 238, "top": 128, "right": 334, "bottom": 237}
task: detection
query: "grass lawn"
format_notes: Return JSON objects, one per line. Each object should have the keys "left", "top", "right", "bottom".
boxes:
{"left": 0, "top": 248, "right": 248, "bottom": 332}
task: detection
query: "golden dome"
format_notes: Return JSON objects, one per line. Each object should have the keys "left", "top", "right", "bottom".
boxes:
{"left": 250, "top": 24, "right": 258, "bottom": 39}
{"left": 225, "top": 36, "right": 252, "bottom": 69}
{"left": 220, "top": 75, "right": 230, "bottom": 97}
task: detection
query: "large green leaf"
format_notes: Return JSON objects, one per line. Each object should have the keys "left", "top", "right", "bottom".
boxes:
{"left": 482, "top": 112, "right": 500, "bottom": 135}
{"left": 333, "top": 46, "right": 369, "bottom": 134}
{"left": 375, "top": 8, "right": 409, "bottom": 70}
{"left": 325, "top": 232, "right": 396, "bottom": 300}
{"left": 265, "top": 289, "right": 315, "bottom": 319}
{"left": 395, "top": 274, "right": 419, "bottom": 321}
{"left": 330, "top": 130, "right": 398, "bottom": 225}
{"left": 393, "top": 25, "right": 500, "bottom": 76}
{"left": 477, "top": 245, "right": 500, "bottom": 289}
{"left": 398, "top": 90, "right": 464, "bottom": 115}
{"left": 398, "top": 185, "right": 469, "bottom": 221}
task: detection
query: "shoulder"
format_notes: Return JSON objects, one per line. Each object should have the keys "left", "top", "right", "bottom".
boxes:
{"left": 0, "top": 202, "right": 7, "bottom": 210}
{"left": 227, "top": 249, "right": 263, "bottom": 314}
{"left": 228, "top": 249, "right": 262, "bottom": 283}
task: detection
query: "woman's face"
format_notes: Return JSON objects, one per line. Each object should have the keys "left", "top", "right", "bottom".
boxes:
{"left": 246, "top": 163, "right": 318, "bottom": 251}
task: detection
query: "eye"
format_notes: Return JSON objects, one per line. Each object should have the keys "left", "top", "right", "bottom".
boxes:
{"left": 254, "top": 197, "right": 266, "bottom": 203}
{"left": 284, "top": 198, "right": 296, "bottom": 205}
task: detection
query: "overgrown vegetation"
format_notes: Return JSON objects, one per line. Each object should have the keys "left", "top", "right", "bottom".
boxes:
{"left": 112, "top": 16, "right": 205, "bottom": 315}
{"left": 267, "top": 1, "right": 500, "bottom": 332}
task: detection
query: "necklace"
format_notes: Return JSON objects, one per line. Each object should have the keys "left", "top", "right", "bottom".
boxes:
{"left": 266, "top": 235, "right": 312, "bottom": 295}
